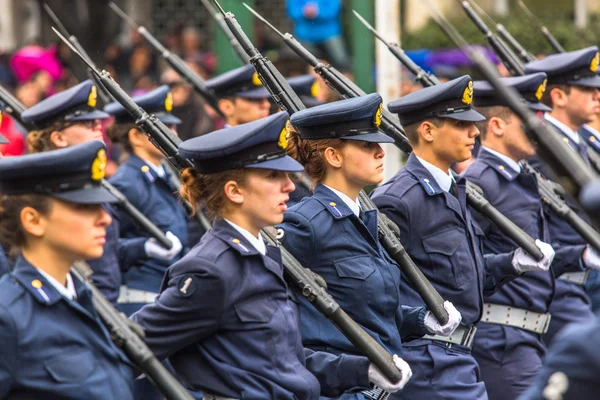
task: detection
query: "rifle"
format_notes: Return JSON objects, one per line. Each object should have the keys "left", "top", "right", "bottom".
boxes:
{"left": 466, "top": 0, "right": 536, "bottom": 63}
{"left": 71, "top": 261, "right": 194, "bottom": 400}
{"left": 108, "top": 2, "right": 226, "bottom": 120}
{"left": 43, "top": 3, "right": 113, "bottom": 105}
{"left": 200, "top": 0, "right": 250, "bottom": 64}
{"left": 54, "top": 26, "right": 404, "bottom": 385}
{"left": 517, "top": 0, "right": 566, "bottom": 53}
{"left": 458, "top": 0, "right": 525, "bottom": 76}
{"left": 428, "top": 4, "right": 600, "bottom": 228}
{"left": 252, "top": 5, "right": 543, "bottom": 261}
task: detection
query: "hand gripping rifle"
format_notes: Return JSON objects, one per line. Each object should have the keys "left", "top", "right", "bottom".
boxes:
{"left": 517, "top": 0, "right": 566, "bottom": 53}
{"left": 465, "top": 0, "right": 536, "bottom": 63}
{"left": 458, "top": 0, "right": 525, "bottom": 76}
{"left": 428, "top": 4, "right": 600, "bottom": 228}
{"left": 71, "top": 261, "right": 194, "bottom": 400}
{"left": 54, "top": 26, "right": 404, "bottom": 386}
{"left": 108, "top": 2, "right": 226, "bottom": 120}
{"left": 213, "top": 0, "right": 450, "bottom": 331}
{"left": 44, "top": 3, "right": 113, "bottom": 106}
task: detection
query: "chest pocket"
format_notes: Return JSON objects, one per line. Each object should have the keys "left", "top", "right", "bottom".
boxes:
{"left": 422, "top": 227, "right": 475, "bottom": 289}
{"left": 234, "top": 297, "right": 278, "bottom": 323}
{"left": 44, "top": 349, "right": 98, "bottom": 383}
{"left": 333, "top": 255, "right": 376, "bottom": 280}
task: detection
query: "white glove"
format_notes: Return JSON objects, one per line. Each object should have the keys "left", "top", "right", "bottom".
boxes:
{"left": 424, "top": 301, "right": 462, "bottom": 336}
{"left": 511, "top": 239, "right": 555, "bottom": 274}
{"left": 144, "top": 231, "right": 183, "bottom": 261}
{"left": 583, "top": 245, "right": 600, "bottom": 270}
{"left": 367, "top": 354, "right": 412, "bottom": 393}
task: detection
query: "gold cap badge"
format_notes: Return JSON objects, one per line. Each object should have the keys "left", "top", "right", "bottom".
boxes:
{"left": 591, "top": 52, "right": 600, "bottom": 73}
{"left": 165, "top": 91, "right": 173, "bottom": 112}
{"left": 252, "top": 72, "right": 263, "bottom": 86}
{"left": 278, "top": 126, "right": 289, "bottom": 150}
{"left": 91, "top": 149, "right": 107, "bottom": 181}
{"left": 373, "top": 103, "right": 383, "bottom": 127}
{"left": 535, "top": 79, "right": 547, "bottom": 101}
{"left": 461, "top": 81, "right": 474, "bottom": 105}
{"left": 87, "top": 86, "right": 97, "bottom": 108}
{"left": 310, "top": 80, "right": 320, "bottom": 98}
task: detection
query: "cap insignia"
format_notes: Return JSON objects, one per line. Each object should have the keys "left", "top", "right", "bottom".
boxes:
{"left": 591, "top": 52, "right": 600, "bottom": 73}
{"left": 535, "top": 79, "right": 547, "bottom": 101}
{"left": 461, "top": 81, "right": 474, "bottom": 105}
{"left": 374, "top": 103, "right": 383, "bottom": 127}
{"left": 91, "top": 149, "right": 107, "bottom": 181}
{"left": 278, "top": 126, "right": 289, "bottom": 150}
{"left": 87, "top": 85, "right": 97, "bottom": 108}
{"left": 310, "top": 79, "right": 320, "bottom": 98}
{"left": 165, "top": 91, "right": 174, "bottom": 112}
{"left": 252, "top": 72, "right": 263, "bottom": 86}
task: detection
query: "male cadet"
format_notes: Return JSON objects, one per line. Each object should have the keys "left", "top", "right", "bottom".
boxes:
{"left": 524, "top": 46, "right": 600, "bottom": 345}
{"left": 371, "top": 75, "right": 555, "bottom": 399}
{"left": 463, "top": 73, "right": 600, "bottom": 399}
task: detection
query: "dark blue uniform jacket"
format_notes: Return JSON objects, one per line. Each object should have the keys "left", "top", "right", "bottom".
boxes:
{"left": 0, "top": 257, "right": 135, "bottom": 399}
{"left": 131, "top": 219, "right": 371, "bottom": 399}
{"left": 371, "top": 153, "right": 518, "bottom": 326}
{"left": 279, "top": 184, "right": 427, "bottom": 359}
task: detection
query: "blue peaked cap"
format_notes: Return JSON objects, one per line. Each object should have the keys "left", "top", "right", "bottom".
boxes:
{"left": 524, "top": 46, "right": 600, "bottom": 88}
{"left": 474, "top": 72, "right": 552, "bottom": 112}
{"left": 21, "top": 80, "right": 109, "bottom": 126}
{"left": 290, "top": 93, "right": 393, "bottom": 143}
{"left": 206, "top": 64, "right": 270, "bottom": 99}
{"left": 104, "top": 85, "right": 181, "bottom": 125}
{"left": 287, "top": 74, "right": 324, "bottom": 108}
{"left": 0, "top": 140, "right": 117, "bottom": 204}
{"left": 388, "top": 75, "right": 485, "bottom": 126}
{"left": 179, "top": 111, "right": 303, "bottom": 173}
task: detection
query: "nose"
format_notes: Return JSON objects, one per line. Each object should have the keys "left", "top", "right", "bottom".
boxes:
{"left": 469, "top": 123, "right": 480, "bottom": 138}
{"left": 283, "top": 175, "right": 296, "bottom": 193}
{"left": 374, "top": 143, "right": 385, "bottom": 159}
{"left": 97, "top": 207, "right": 112, "bottom": 227}
{"left": 260, "top": 98, "right": 271, "bottom": 109}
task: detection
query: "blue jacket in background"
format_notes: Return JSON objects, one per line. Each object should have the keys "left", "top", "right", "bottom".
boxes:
{"left": 0, "top": 257, "right": 135, "bottom": 399}
{"left": 279, "top": 184, "right": 427, "bottom": 360}
{"left": 0, "top": 247, "right": 10, "bottom": 277}
{"left": 109, "top": 155, "right": 189, "bottom": 296}
{"left": 286, "top": 0, "right": 342, "bottom": 43}
{"left": 131, "top": 219, "right": 371, "bottom": 399}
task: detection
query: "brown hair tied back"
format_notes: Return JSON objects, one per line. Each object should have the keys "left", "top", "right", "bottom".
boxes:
{"left": 286, "top": 125, "right": 346, "bottom": 182}
{"left": 180, "top": 167, "right": 249, "bottom": 220}
{"left": 27, "top": 121, "right": 69, "bottom": 153}
{"left": 0, "top": 194, "right": 51, "bottom": 255}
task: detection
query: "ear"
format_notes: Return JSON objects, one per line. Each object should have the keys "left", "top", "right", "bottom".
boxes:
{"left": 223, "top": 180, "right": 244, "bottom": 205}
{"left": 419, "top": 121, "right": 437, "bottom": 143}
{"left": 549, "top": 87, "right": 568, "bottom": 109}
{"left": 488, "top": 117, "right": 505, "bottom": 137}
{"left": 218, "top": 99, "right": 235, "bottom": 117}
{"left": 20, "top": 206, "right": 48, "bottom": 239}
{"left": 322, "top": 146, "right": 343, "bottom": 169}
{"left": 49, "top": 130, "right": 69, "bottom": 149}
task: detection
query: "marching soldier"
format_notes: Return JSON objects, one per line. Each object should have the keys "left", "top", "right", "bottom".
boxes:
{"left": 371, "top": 75, "right": 555, "bottom": 399}
{"left": 130, "top": 111, "right": 408, "bottom": 399}
{"left": 464, "top": 72, "right": 600, "bottom": 399}
{"left": 524, "top": 46, "right": 600, "bottom": 345}
{"left": 0, "top": 141, "right": 135, "bottom": 399}
{"left": 279, "top": 93, "right": 462, "bottom": 399}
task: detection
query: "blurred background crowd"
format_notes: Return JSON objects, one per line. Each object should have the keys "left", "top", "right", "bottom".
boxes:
{"left": 0, "top": 0, "right": 596, "bottom": 170}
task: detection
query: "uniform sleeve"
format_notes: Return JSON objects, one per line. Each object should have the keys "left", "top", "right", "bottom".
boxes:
{"left": 551, "top": 244, "right": 587, "bottom": 276}
{"left": 371, "top": 193, "right": 411, "bottom": 241}
{"left": 130, "top": 259, "right": 225, "bottom": 360}
{"left": 0, "top": 304, "right": 17, "bottom": 397}
{"left": 117, "top": 237, "right": 148, "bottom": 272}
{"left": 278, "top": 210, "right": 317, "bottom": 268}
{"left": 482, "top": 252, "right": 519, "bottom": 295}
{"left": 398, "top": 306, "right": 428, "bottom": 341}
{"left": 303, "top": 348, "right": 371, "bottom": 397}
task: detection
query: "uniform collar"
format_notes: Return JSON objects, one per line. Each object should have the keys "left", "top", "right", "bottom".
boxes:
{"left": 313, "top": 184, "right": 356, "bottom": 219}
{"left": 36, "top": 267, "right": 77, "bottom": 301}
{"left": 224, "top": 219, "right": 266, "bottom": 255}
{"left": 127, "top": 154, "right": 165, "bottom": 182}
{"left": 415, "top": 154, "right": 454, "bottom": 193}
{"left": 478, "top": 146, "right": 521, "bottom": 180}
{"left": 544, "top": 113, "right": 581, "bottom": 144}
{"left": 211, "top": 219, "right": 262, "bottom": 256}
{"left": 581, "top": 124, "right": 600, "bottom": 148}
{"left": 321, "top": 184, "right": 361, "bottom": 217}
{"left": 10, "top": 257, "right": 83, "bottom": 305}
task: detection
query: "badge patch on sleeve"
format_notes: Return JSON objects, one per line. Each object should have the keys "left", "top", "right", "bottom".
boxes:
{"left": 178, "top": 275, "right": 196, "bottom": 297}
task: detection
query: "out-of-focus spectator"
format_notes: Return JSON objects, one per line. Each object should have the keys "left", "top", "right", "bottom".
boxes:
{"left": 0, "top": 115, "right": 26, "bottom": 156}
{"left": 286, "top": 0, "right": 351, "bottom": 71}
{"left": 179, "top": 26, "right": 216, "bottom": 77}
{"left": 160, "top": 68, "right": 218, "bottom": 140}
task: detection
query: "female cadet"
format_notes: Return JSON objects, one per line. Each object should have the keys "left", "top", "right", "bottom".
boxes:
{"left": 22, "top": 80, "right": 179, "bottom": 304}
{"left": 103, "top": 85, "right": 187, "bottom": 318}
{"left": 278, "top": 94, "right": 462, "bottom": 399}
{"left": 131, "top": 111, "right": 408, "bottom": 399}
{"left": 0, "top": 140, "right": 135, "bottom": 399}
